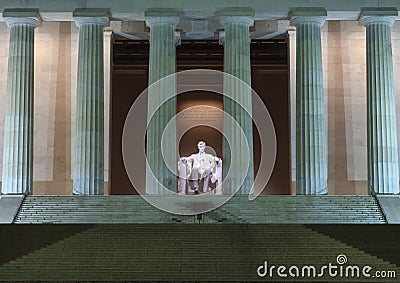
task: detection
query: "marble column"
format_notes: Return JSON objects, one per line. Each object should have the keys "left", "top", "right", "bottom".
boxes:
{"left": 220, "top": 11, "right": 254, "bottom": 195}
{"left": 145, "top": 10, "right": 179, "bottom": 194}
{"left": 1, "top": 9, "right": 40, "bottom": 194}
{"left": 290, "top": 9, "right": 327, "bottom": 195}
{"left": 72, "top": 9, "right": 109, "bottom": 195}
{"left": 361, "top": 9, "right": 399, "bottom": 194}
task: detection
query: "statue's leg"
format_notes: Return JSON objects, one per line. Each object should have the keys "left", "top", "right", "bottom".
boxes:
{"left": 187, "top": 181, "right": 195, "bottom": 193}
{"left": 202, "top": 170, "right": 211, "bottom": 193}
{"left": 177, "top": 161, "right": 187, "bottom": 195}
{"left": 191, "top": 168, "right": 199, "bottom": 193}
{"left": 216, "top": 162, "right": 223, "bottom": 195}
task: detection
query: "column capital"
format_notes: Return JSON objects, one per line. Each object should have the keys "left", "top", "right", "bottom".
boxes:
{"left": 3, "top": 8, "right": 41, "bottom": 28}
{"left": 360, "top": 8, "right": 398, "bottom": 27}
{"left": 290, "top": 8, "right": 327, "bottom": 27}
{"left": 73, "top": 8, "right": 110, "bottom": 27}
{"left": 145, "top": 8, "right": 179, "bottom": 28}
{"left": 219, "top": 8, "right": 254, "bottom": 27}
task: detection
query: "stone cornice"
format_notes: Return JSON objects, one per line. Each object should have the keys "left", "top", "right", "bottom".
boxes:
{"left": 0, "top": 1, "right": 399, "bottom": 22}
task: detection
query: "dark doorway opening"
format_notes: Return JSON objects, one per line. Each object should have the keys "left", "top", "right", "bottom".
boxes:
{"left": 111, "top": 36, "right": 290, "bottom": 195}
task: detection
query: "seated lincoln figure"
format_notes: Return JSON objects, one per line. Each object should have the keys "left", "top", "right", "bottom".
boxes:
{"left": 178, "top": 141, "right": 222, "bottom": 195}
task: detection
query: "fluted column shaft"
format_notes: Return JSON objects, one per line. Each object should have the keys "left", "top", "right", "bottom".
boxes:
{"left": 1, "top": 11, "right": 39, "bottom": 194}
{"left": 220, "top": 15, "right": 254, "bottom": 195}
{"left": 361, "top": 14, "right": 399, "bottom": 194}
{"left": 291, "top": 15, "right": 327, "bottom": 195}
{"left": 73, "top": 12, "right": 109, "bottom": 195}
{"left": 145, "top": 15, "right": 179, "bottom": 194}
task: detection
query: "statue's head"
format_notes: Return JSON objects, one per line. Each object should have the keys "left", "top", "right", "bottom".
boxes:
{"left": 197, "top": 141, "right": 206, "bottom": 152}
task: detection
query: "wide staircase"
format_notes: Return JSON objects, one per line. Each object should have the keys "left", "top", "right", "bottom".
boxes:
{"left": 2, "top": 196, "right": 399, "bottom": 281}
{"left": 14, "top": 195, "right": 386, "bottom": 224}
{"left": 0, "top": 224, "right": 399, "bottom": 281}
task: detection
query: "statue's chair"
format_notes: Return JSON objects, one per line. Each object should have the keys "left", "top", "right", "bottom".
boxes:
{"left": 178, "top": 158, "right": 222, "bottom": 195}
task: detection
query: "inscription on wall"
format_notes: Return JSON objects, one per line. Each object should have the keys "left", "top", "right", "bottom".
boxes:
{"left": 179, "top": 105, "right": 222, "bottom": 123}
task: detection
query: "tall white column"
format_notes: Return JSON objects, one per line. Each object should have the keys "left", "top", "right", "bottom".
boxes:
{"left": 145, "top": 10, "right": 179, "bottom": 194}
{"left": 103, "top": 30, "right": 112, "bottom": 195}
{"left": 1, "top": 9, "right": 40, "bottom": 194}
{"left": 290, "top": 9, "right": 327, "bottom": 195}
{"left": 361, "top": 9, "right": 399, "bottom": 194}
{"left": 72, "top": 9, "right": 109, "bottom": 195}
{"left": 220, "top": 10, "right": 254, "bottom": 195}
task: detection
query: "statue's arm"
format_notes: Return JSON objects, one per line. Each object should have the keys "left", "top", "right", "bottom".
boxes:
{"left": 179, "top": 156, "right": 194, "bottom": 177}
{"left": 180, "top": 155, "right": 194, "bottom": 163}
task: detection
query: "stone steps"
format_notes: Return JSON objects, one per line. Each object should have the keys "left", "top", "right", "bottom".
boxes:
{"left": 0, "top": 224, "right": 398, "bottom": 281}
{"left": 14, "top": 195, "right": 386, "bottom": 224}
